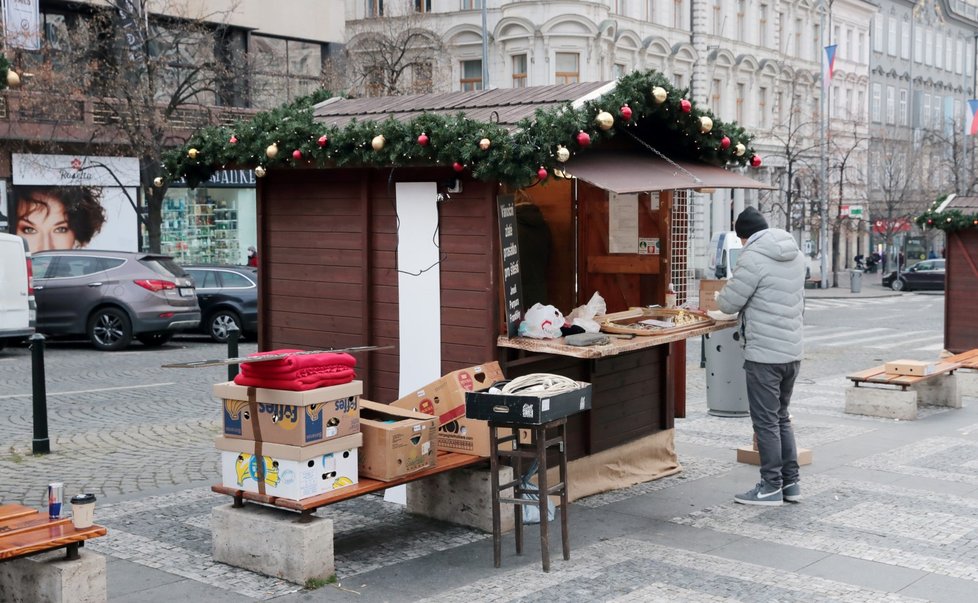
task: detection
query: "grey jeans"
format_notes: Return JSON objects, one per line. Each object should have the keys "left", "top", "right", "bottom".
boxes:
{"left": 744, "top": 360, "right": 801, "bottom": 488}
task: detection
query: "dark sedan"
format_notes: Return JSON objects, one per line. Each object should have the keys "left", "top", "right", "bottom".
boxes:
{"left": 882, "top": 259, "right": 945, "bottom": 292}
{"left": 183, "top": 265, "right": 258, "bottom": 342}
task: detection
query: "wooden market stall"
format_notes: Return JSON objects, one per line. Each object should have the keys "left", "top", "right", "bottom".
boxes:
{"left": 922, "top": 195, "right": 978, "bottom": 353}
{"left": 170, "top": 71, "right": 770, "bottom": 498}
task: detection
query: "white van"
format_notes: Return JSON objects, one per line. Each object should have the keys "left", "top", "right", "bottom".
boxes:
{"left": 708, "top": 231, "right": 744, "bottom": 279}
{"left": 0, "top": 233, "right": 35, "bottom": 349}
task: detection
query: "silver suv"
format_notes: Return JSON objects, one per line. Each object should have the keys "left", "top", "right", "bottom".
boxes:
{"left": 31, "top": 250, "right": 201, "bottom": 351}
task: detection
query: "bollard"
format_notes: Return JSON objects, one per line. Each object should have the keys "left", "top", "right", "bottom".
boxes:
{"left": 30, "top": 333, "right": 50, "bottom": 454}
{"left": 227, "top": 325, "right": 241, "bottom": 381}
{"left": 700, "top": 335, "right": 706, "bottom": 368}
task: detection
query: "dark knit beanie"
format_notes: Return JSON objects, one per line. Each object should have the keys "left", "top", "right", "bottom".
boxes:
{"left": 735, "top": 207, "right": 768, "bottom": 239}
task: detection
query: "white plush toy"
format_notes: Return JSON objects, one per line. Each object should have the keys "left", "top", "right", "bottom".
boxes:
{"left": 518, "top": 303, "right": 566, "bottom": 339}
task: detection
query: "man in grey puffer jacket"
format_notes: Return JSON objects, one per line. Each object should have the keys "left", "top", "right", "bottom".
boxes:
{"left": 717, "top": 207, "right": 806, "bottom": 506}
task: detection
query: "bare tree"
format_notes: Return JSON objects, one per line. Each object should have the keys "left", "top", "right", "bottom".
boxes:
{"left": 764, "top": 83, "right": 822, "bottom": 247}
{"left": 828, "top": 124, "right": 867, "bottom": 286}
{"left": 2, "top": 1, "right": 255, "bottom": 252}
{"left": 343, "top": 1, "right": 444, "bottom": 97}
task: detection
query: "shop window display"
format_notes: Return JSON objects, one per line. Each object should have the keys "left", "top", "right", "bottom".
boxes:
{"left": 157, "top": 188, "right": 241, "bottom": 264}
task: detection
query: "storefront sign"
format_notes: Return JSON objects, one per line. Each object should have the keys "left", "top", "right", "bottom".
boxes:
{"left": 638, "top": 237, "right": 660, "bottom": 255}
{"left": 497, "top": 195, "right": 523, "bottom": 337}
{"left": 172, "top": 169, "right": 257, "bottom": 188}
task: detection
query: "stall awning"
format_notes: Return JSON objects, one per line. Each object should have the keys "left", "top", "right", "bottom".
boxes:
{"left": 562, "top": 152, "right": 774, "bottom": 194}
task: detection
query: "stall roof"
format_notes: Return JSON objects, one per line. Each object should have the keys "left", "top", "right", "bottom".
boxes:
{"left": 940, "top": 195, "right": 978, "bottom": 210}
{"left": 313, "top": 82, "right": 612, "bottom": 128}
{"left": 563, "top": 151, "right": 775, "bottom": 193}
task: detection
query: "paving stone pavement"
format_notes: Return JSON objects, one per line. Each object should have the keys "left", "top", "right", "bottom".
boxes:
{"left": 4, "top": 330, "right": 978, "bottom": 602}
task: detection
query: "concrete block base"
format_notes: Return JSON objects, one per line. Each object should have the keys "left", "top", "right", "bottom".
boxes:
{"left": 914, "top": 374, "right": 961, "bottom": 408}
{"left": 959, "top": 371, "right": 978, "bottom": 399}
{"left": 407, "top": 465, "right": 514, "bottom": 533}
{"left": 736, "top": 447, "right": 813, "bottom": 466}
{"left": 211, "top": 503, "right": 333, "bottom": 584}
{"left": 0, "top": 549, "right": 106, "bottom": 603}
{"left": 845, "top": 386, "right": 918, "bottom": 420}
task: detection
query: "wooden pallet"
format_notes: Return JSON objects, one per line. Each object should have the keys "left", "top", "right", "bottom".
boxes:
{"left": 212, "top": 451, "right": 485, "bottom": 515}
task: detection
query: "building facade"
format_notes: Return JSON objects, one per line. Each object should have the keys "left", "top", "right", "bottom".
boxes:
{"left": 345, "top": 0, "right": 885, "bottom": 277}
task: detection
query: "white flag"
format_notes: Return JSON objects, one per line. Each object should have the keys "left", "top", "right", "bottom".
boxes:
{"left": 3, "top": 0, "right": 41, "bottom": 51}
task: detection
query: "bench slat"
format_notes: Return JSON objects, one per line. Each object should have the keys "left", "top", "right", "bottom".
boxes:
{"left": 945, "top": 349, "right": 978, "bottom": 370}
{"left": 0, "top": 504, "right": 108, "bottom": 562}
{"left": 212, "top": 450, "right": 485, "bottom": 512}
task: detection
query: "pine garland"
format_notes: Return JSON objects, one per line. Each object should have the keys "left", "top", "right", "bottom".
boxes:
{"left": 916, "top": 196, "right": 978, "bottom": 232}
{"left": 163, "top": 70, "right": 759, "bottom": 189}
{"left": 0, "top": 54, "right": 10, "bottom": 92}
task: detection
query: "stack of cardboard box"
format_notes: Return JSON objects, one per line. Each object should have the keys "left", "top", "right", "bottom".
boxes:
{"left": 212, "top": 381, "right": 363, "bottom": 500}
{"left": 391, "top": 362, "right": 506, "bottom": 457}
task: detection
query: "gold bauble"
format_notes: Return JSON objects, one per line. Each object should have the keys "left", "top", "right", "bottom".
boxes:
{"left": 153, "top": 177, "right": 164, "bottom": 188}
{"left": 556, "top": 146, "right": 570, "bottom": 163}
{"left": 265, "top": 143, "right": 279, "bottom": 159}
{"left": 699, "top": 116, "right": 713, "bottom": 134}
{"left": 371, "top": 135, "right": 385, "bottom": 151}
{"left": 6, "top": 70, "right": 21, "bottom": 88}
{"left": 479, "top": 138, "right": 491, "bottom": 151}
{"left": 734, "top": 143, "right": 746, "bottom": 157}
{"left": 187, "top": 148, "right": 198, "bottom": 159}
{"left": 651, "top": 86, "right": 667, "bottom": 104}
{"left": 254, "top": 166, "right": 266, "bottom": 178}
{"left": 595, "top": 111, "right": 614, "bottom": 131}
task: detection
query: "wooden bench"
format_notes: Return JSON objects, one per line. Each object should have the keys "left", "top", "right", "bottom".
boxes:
{"left": 0, "top": 503, "right": 107, "bottom": 562}
{"left": 0, "top": 503, "right": 108, "bottom": 602}
{"left": 845, "top": 360, "right": 962, "bottom": 420}
{"left": 944, "top": 349, "right": 978, "bottom": 398}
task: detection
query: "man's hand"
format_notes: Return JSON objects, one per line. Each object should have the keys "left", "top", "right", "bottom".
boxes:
{"left": 714, "top": 290, "right": 721, "bottom": 301}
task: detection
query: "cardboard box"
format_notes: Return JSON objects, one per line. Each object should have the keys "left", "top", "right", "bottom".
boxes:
{"left": 391, "top": 362, "right": 506, "bottom": 457}
{"left": 213, "top": 381, "right": 361, "bottom": 446}
{"left": 215, "top": 432, "right": 362, "bottom": 500}
{"left": 358, "top": 401, "right": 437, "bottom": 481}
{"left": 465, "top": 383, "right": 592, "bottom": 425}
{"left": 699, "top": 279, "right": 726, "bottom": 312}
{"left": 737, "top": 446, "right": 812, "bottom": 467}
{"left": 884, "top": 360, "right": 935, "bottom": 376}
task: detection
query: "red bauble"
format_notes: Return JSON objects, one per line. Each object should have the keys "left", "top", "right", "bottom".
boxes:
{"left": 453, "top": 161, "right": 465, "bottom": 173}
{"left": 576, "top": 131, "right": 591, "bottom": 147}
{"left": 418, "top": 133, "right": 430, "bottom": 146}
{"left": 537, "top": 167, "right": 548, "bottom": 180}
{"left": 229, "top": 135, "right": 238, "bottom": 144}
{"left": 620, "top": 104, "right": 633, "bottom": 121}
{"left": 750, "top": 155, "right": 762, "bottom": 168}
{"left": 720, "top": 136, "right": 731, "bottom": 150}
{"left": 292, "top": 150, "right": 302, "bottom": 160}
{"left": 317, "top": 135, "right": 329, "bottom": 148}
{"left": 680, "top": 99, "right": 692, "bottom": 113}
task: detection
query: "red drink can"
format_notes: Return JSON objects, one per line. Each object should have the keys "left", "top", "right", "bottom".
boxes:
{"left": 48, "top": 482, "right": 63, "bottom": 519}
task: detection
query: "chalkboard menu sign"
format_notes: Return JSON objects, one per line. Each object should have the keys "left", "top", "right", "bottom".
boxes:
{"left": 497, "top": 195, "right": 523, "bottom": 337}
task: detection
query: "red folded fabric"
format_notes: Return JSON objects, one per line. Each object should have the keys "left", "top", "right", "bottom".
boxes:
{"left": 233, "top": 368, "right": 355, "bottom": 391}
{"left": 240, "top": 350, "right": 356, "bottom": 375}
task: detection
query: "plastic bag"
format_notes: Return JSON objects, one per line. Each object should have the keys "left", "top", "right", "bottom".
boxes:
{"left": 519, "top": 459, "right": 556, "bottom": 524}
{"left": 565, "top": 291, "right": 607, "bottom": 333}
{"left": 518, "top": 303, "right": 565, "bottom": 339}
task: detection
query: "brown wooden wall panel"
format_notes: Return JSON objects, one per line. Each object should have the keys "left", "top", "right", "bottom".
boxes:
{"left": 267, "top": 295, "right": 364, "bottom": 318}
{"left": 267, "top": 279, "right": 361, "bottom": 300}
{"left": 946, "top": 230, "right": 978, "bottom": 353}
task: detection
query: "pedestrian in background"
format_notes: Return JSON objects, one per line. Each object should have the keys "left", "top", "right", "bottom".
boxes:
{"left": 247, "top": 245, "right": 258, "bottom": 267}
{"left": 717, "top": 207, "right": 806, "bottom": 506}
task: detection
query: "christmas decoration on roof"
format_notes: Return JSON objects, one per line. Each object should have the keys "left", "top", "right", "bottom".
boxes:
{"left": 917, "top": 195, "right": 978, "bottom": 232}
{"left": 163, "top": 70, "right": 758, "bottom": 189}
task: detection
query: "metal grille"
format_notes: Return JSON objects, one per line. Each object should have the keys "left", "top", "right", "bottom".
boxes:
{"left": 0, "top": 95, "right": 7, "bottom": 119}
{"left": 671, "top": 189, "right": 691, "bottom": 306}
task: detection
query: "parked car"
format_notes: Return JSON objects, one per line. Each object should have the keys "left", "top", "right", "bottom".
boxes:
{"left": 882, "top": 258, "right": 946, "bottom": 292}
{"left": 0, "top": 233, "right": 35, "bottom": 350}
{"left": 31, "top": 250, "right": 201, "bottom": 351}
{"left": 183, "top": 265, "right": 258, "bottom": 342}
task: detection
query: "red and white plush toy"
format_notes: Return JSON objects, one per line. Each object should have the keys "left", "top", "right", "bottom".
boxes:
{"left": 518, "top": 303, "right": 566, "bottom": 339}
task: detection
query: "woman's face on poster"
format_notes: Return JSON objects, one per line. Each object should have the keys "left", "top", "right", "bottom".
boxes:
{"left": 16, "top": 192, "right": 77, "bottom": 252}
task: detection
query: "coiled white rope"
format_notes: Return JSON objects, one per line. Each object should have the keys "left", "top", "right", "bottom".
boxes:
{"left": 498, "top": 373, "right": 581, "bottom": 397}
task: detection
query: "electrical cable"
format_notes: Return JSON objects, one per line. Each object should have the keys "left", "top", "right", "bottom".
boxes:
{"left": 497, "top": 373, "right": 581, "bottom": 397}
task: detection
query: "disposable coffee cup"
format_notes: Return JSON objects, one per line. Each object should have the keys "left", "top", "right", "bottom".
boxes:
{"left": 70, "top": 493, "right": 96, "bottom": 529}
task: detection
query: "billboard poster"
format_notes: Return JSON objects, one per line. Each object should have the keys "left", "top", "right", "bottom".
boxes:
{"left": 8, "top": 154, "right": 140, "bottom": 253}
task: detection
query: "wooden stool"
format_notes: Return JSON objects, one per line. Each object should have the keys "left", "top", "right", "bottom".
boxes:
{"left": 488, "top": 417, "right": 569, "bottom": 572}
